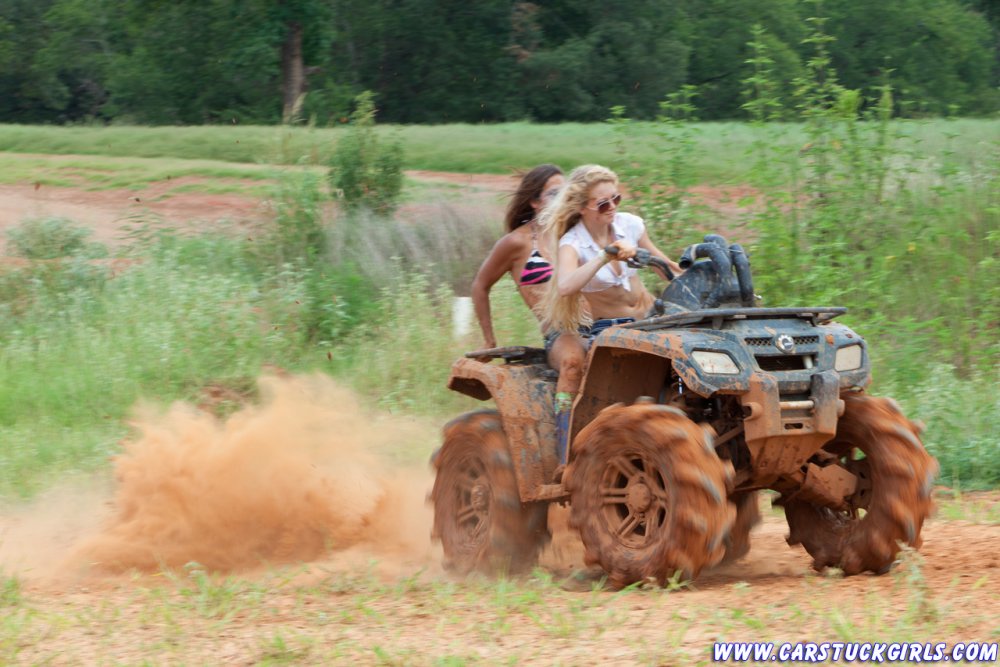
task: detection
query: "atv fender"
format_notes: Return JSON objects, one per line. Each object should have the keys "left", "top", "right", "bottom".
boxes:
{"left": 447, "top": 358, "right": 558, "bottom": 502}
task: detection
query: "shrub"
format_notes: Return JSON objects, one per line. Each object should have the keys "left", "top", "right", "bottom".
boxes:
{"left": 299, "top": 262, "right": 380, "bottom": 344}
{"left": 329, "top": 91, "right": 404, "bottom": 217}
{"left": 252, "top": 170, "right": 330, "bottom": 267}
{"left": 5, "top": 217, "right": 106, "bottom": 259}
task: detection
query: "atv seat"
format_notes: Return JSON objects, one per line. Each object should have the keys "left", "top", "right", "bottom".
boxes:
{"left": 464, "top": 346, "right": 548, "bottom": 365}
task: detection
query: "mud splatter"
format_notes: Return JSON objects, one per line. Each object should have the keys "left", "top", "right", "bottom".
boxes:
{"left": 47, "top": 374, "right": 438, "bottom": 575}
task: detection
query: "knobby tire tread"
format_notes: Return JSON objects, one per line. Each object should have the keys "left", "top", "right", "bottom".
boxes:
{"left": 565, "top": 403, "right": 735, "bottom": 588}
{"left": 431, "top": 410, "right": 548, "bottom": 575}
{"left": 784, "top": 394, "right": 938, "bottom": 575}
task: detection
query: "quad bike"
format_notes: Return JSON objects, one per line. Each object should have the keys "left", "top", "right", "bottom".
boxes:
{"left": 431, "top": 234, "right": 938, "bottom": 587}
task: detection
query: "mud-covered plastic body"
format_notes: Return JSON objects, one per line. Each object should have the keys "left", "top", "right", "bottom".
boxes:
{"left": 436, "top": 234, "right": 937, "bottom": 584}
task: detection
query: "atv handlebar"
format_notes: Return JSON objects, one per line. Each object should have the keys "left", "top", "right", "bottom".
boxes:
{"left": 677, "top": 236, "right": 756, "bottom": 308}
{"left": 604, "top": 246, "right": 675, "bottom": 280}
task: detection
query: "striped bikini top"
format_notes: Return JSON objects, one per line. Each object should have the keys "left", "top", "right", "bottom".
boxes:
{"left": 519, "top": 249, "right": 553, "bottom": 286}
{"left": 517, "top": 220, "right": 553, "bottom": 286}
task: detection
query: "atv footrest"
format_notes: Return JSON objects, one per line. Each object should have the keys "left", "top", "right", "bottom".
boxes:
{"left": 465, "top": 345, "right": 547, "bottom": 365}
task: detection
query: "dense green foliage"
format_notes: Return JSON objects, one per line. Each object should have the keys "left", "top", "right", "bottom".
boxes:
{"left": 0, "top": 0, "right": 996, "bottom": 125}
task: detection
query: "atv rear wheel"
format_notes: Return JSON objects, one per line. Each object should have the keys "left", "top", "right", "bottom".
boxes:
{"left": 784, "top": 394, "right": 938, "bottom": 575}
{"left": 431, "top": 410, "right": 548, "bottom": 575}
{"left": 565, "top": 403, "right": 734, "bottom": 588}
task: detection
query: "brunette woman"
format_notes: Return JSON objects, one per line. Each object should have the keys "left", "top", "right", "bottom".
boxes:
{"left": 471, "top": 164, "right": 587, "bottom": 474}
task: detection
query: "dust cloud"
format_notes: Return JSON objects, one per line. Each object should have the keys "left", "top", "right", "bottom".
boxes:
{"left": 1, "top": 374, "right": 440, "bottom": 579}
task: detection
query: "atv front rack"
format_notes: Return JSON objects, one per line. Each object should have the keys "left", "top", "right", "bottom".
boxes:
{"left": 623, "top": 307, "right": 848, "bottom": 331}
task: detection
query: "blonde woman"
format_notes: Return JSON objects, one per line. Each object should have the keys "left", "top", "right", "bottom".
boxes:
{"left": 542, "top": 164, "right": 682, "bottom": 336}
{"left": 537, "top": 164, "right": 682, "bottom": 476}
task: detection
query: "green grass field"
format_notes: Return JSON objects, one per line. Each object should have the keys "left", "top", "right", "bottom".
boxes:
{"left": 2, "top": 119, "right": 997, "bottom": 181}
{"left": 0, "top": 151, "right": 278, "bottom": 193}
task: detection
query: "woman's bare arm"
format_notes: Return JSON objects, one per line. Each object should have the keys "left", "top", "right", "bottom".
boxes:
{"left": 471, "top": 235, "right": 521, "bottom": 348}
{"left": 638, "top": 231, "right": 683, "bottom": 280}
{"left": 556, "top": 241, "right": 636, "bottom": 297}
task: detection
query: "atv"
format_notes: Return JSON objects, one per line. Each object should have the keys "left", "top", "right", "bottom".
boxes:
{"left": 431, "top": 234, "right": 937, "bottom": 588}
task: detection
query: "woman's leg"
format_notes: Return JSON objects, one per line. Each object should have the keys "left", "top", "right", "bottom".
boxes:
{"left": 548, "top": 332, "right": 588, "bottom": 477}
{"left": 549, "top": 332, "right": 586, "bottom": 396}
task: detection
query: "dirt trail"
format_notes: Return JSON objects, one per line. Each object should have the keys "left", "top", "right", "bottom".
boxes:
{"left": 0, "top": 170, "right": 508, "bottom": 253}
{"left": 0, "top": 169, "right": 760, "bottom": 255}
{"left": 0, "top": 182, "right": 268, "bottom": 252}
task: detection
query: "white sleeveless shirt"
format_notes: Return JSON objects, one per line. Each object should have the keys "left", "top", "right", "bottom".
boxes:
{"left": 558, "top": 212, "right": 645, "bottom": 293}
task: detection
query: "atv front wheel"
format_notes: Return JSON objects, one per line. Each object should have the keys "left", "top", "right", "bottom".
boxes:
{"left": 565, "top": 403, "right": 735, "bottom": 588}
{"left": 784, "top": 394, "right": 938, "bottom": 575}
{"left": 720, "top": 491, "right": 761, "bottom": 564}
{"left": 431, "top": 410, "right": 548, "bottom": 575}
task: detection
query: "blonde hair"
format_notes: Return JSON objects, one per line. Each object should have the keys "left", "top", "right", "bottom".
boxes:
{"left": 537, "top": 164, "right": 618, "bottom": 332}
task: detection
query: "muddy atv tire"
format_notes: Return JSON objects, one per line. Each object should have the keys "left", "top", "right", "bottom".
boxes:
{"left": 719, "top": 491, "right": 761, "bottom": 564}
{"left": 784, "top": 394, "right": 938, "bottom": 575}
{"left": 431, "top": 410, "right": 548, "bottom": 575}
{"left": 565, "top": 403, "right": 735, "bottom": 588}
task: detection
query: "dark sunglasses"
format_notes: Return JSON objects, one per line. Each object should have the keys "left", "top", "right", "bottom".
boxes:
{"left": 588, "top": 193, "right": 622, "bottom": 213}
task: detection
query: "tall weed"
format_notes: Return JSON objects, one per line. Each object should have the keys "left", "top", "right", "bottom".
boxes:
{"left": 741, "top": 10, "right": 998, "bottom": 381}
{"left": 885, "top": 365, "right": 1000, "bottom": 489}
{"left": 327, "top": 202, "right": 499, "bottom": 296}
{"left": 590, "top": 11, "right": 1000, "bottom": 488}
{"left": 0, "top": 181, "right": 521, "bottom": 494}
{"left": 252, "top": 170, "right": 330, "bottom": 267}
{"left": 0, "top": 574, "right": 21, "bottom": 607}
{"left": 736, "top": 19, "right": 999, "bottom": 486}
{"left": 330, "top": 271, "right": 539, "bottom": 415}
{"left": 0, "top": 235, "right": 310, "bottom": 494}
{"left": 607, "top": 95, "right": 708, "bottom": 251}
{"left": 243, "top": 169, "right": 381, "bottom": 344}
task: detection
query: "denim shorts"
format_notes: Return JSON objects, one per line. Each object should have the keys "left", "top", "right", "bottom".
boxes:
{"left": 587, "top": 317, "right": 636, "bottom": 336}
{"left": 543, "top": 318, "right": 635, "bottom": 355}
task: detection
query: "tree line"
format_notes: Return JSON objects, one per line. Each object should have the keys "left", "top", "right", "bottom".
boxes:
{"left": 1, "top": 0, "right": 996, "bottom": 126}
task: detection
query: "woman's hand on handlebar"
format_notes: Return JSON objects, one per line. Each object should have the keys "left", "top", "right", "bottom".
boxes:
{"left": 603, "top": 241, "right": 637, "bottom": 262}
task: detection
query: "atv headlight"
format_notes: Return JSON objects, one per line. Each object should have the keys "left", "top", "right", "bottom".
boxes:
{"left": 692, "top": 351, "right": 740, "bottom": 375}
{"left": 834, "top": 344, "right": 863, "bottom": 371}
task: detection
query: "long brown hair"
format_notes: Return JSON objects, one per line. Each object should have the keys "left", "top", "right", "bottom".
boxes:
{"left": 504, "top": 164, "right": 563, "bottom": 232}
{"left": 539, "top": 164, "right": 618, "bottom": 332}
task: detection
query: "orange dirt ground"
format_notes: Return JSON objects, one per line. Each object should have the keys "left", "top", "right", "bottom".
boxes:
{"left": 2, "top": 496, "right": 998, "bottom": 665}
{"left": 1, "top": 176, "right": 997, "bottom": 665}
